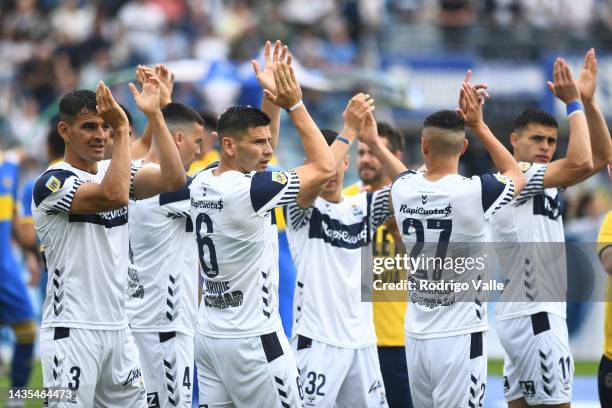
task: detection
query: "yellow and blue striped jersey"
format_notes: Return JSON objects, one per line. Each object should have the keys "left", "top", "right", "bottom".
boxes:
{"left": 598, "top": 211, "right": 612, "bottom": 359}
{"left": 0, "top": 152, "right": 19, "bottom": 273}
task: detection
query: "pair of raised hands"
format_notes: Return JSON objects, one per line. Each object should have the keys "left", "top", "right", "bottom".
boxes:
{"left": 457, "top": 48, "right": 598, "bottom": 128}
{"left": 252, "top": 40, "right": 303, "bottom": 110}
{"left": 95, "top": 63, "right": 176, "bottom": 131}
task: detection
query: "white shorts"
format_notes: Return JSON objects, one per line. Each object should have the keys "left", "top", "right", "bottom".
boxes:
{"left": 292, "top": 335, "right": 388, "bottom": 408}
{"left": 41, "top": 327, "right": 147, "bottom": 407}
{"left": 406, "top": 331, "right": 487, "bottom": 408}
{"left": 497, "top": 312, "right": 573, "bottom": 405}
{"left": 133, "top": 331, "right": 194, "bottom": 408}
{"left": 195, "top": 329, "right": 303, "bottom": 407}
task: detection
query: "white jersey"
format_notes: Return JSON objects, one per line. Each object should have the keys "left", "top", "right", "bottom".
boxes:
{"left": 189, "top": 168, "right": 300, "bottom": 338}
{"left": 33, "top": 160, "right": 140, "bottom": 329}
{"left": 285, "top": 188, "right": 391, "bottom": 348}
{"left": 391, "top": 171, "right": 514, "bottom": 339}
{"left": 127, "top": 173, "right": 198, "bottom": 336}
{"left": 490, "top": 163, "right": 566, "bottom": 320}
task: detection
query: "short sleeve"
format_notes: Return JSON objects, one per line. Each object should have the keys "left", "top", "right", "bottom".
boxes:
{"left": 369, "top": 186, "right": 391, "bottom": 229}
{"left": 284, "top": 201, "right": 313, "bottom": 231}
{"left": 512, "top": 162, "right": 546, "bottom": 205}
{"left": 33, "top": 169, "right": 82, "bottom": 214}
{"left": 19, "top": 179, "right": 34, "bottom": 220}
{"left": 479, "top": 174, "right": 515, "bottom": 220}
{"left": 598, "top": 211, "right": 612, "bottom": 258}
{"left": 250, "top": 170, "right": 300, "bottom": 216}
{"left": 159, "top": 177, "right": 193, "bottom": 218}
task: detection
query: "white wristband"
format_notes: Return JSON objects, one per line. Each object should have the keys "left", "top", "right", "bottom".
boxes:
{"left": 286, "top": 100, "right": 304, "bottom": 113}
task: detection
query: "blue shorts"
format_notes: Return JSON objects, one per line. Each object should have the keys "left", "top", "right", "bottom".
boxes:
{"left": 0, "top": 263, "right": 34, "bottom": 324}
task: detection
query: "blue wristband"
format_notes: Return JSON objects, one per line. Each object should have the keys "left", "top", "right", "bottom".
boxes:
{"left": 566, "top": 100, "right": 583, "bottom": 117}
{"left": 336, "top": 135, "right": 351, "bottom": 145}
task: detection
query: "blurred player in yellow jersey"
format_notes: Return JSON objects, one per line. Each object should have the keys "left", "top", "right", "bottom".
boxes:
{"left": 344, "top": 122, "right": 413, "bottom": 408}
{"left": 598, "top": 166, "right": 612, "bottom": 406}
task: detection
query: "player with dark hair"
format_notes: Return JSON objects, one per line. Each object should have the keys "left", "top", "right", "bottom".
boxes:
{"left": 189, "top": 61, "right": 335, "bottom": 407}
{"left": 391, "top": 82, "right": 525, "bottom": 407}
{"left": 33, "top": 71, "right": 186, "bottom": 406}
{"left": 127, "top": 102, "right": 205, "bottom": 407}
{"left": 285, "top": 94, "right": 391, "bottom": 407}
{"left": 491, "top": 52, "right": 611, "bottom": 407}
{"left": 344, "top": 120, "right": 412, "bottom": 408}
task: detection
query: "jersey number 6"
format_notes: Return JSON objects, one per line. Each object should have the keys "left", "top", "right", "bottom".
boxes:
{"left": 195, "top": 213, "right": 219, "bottom": 278}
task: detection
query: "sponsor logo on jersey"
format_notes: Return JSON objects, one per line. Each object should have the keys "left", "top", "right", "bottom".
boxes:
{"left": 68, "top": 206, "right": 128, "bottom": 228}
{"left": 533, "top": 193, "right": 561, "bottom": 220}
{"left": 519, "top": 380, "right": 536, "bottom": 395}
{"left": 45, "top": 176, "right": 61, "bottom": 192}
{"left": 191, "top": 198, "right": 224, "bottom": 211}
{"left": 271, "top": 171, "right": 288, "bottom": 185}
{"left": 308, "top": 208, "right": 369, "bottom": 249}
{"left": 398, "top": 203, "right": 452, "bottom": 217}
{"left": 421, "top": 195, "right": 428, "bottom": 204}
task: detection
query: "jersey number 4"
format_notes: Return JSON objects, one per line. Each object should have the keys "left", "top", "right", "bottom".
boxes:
{"left": 402, "top": 217, "right": 452, "bottom": 280}
{"left": 195, "top": 213, "right": 219, "bottom": 278}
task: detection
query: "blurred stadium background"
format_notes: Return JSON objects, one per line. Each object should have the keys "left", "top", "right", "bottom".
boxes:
{"left": 1, "top": 0, "right": 610, "bottom": 406}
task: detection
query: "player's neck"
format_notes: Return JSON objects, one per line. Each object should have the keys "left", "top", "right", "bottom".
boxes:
{"left": 320, "top": 188, "right": 342, "bottom": 203}
{"left": 64, "top": 151, "right": 97, "bottom": 174}
{"left": 214, "top": 158, "right": 247, "bottom": 176}
{"left": 423, "top": 157, "right": 458, "bottom": 181}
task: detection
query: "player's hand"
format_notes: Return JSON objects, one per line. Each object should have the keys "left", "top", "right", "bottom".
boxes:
{"left": 263, "top": 62, "right": 302, "bottom": 110}
{"left": 343, "top": 93, "right": 375, "bottom": 134}
{"left": 129, "top": 68, "right": 161, "bottom": 116}
{"left": 456, "top": 82, "right": 484, "bottom": 129}
{"left": 463, "top": 69, "right": 490, "bottom": 106}
{"left": 155, "top": 64, "right": 175, "bottom": 107}
{"left": 358, "top": 110, "right": 379, "bottom": 146}
{"left": 576, "top": 48, "right": 597, "bottom": 103}
{"left": 547, "top": 58, "right": 581, "bottom": 104}
{"left": 252, "top": 40, "right": 292, "bottom": 95}
{"left": 96, "top": 81, "right": 129, "bottom": 130}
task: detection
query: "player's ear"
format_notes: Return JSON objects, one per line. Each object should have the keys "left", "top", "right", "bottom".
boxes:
{"left": 459, "top": 138, "right": 469, "bottom": 155}
{"left": 220, "top": 136, "right": 235, "bottom": 157}
{"left": 174, "top": 131, "right": 184, "bottom": 146}
{"left": 510, "top": 132, "right": 519, "bottom": 150}
{"left": 57, "top": 122, "right": 70, "bottom": 143}
{"left": 343, "top": 155, "right": 350, "bottom": 171}
{"left": 421, "top": 135, "right": 429, "bottom": 155}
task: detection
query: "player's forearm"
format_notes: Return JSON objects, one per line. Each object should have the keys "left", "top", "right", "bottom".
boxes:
{"left": 583, "top": 99, "right": 612, "bottom": 168}
{"left": 102, "top": 127, "right": 131, "bottom": 203}
{"left": 147, "top": 111, "right": 186, "bottom": 190}
{"left": 330, "top": 126, "right": 356, "bottom": 172}
{"left": 565, "top": 110, "right": 593, "bottom": 171}
{"left": 289, "top": 107, "right": 335, "bottom": 178}
{"left": 473, "top": 123, "right": 525, "bottom": 193}
{"left": 131, "top": 123, "right": 153, "bottom": 159}
{"left": 262, "top": 98, "right": 280, "bottom": 150}
{"left": 367, "top": 139, "right": 407, "bottom": 180}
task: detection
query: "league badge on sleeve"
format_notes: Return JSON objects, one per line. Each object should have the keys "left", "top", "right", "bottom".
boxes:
{"left": 519, "top": 162, "right": 532, "bottom": 173}
{"left": 271, "top": 172, "right": 288, "bottom": 185}
{"left": 45, "top": 176, "right": 61, "bottom": 192}
{"left": 494, "top": 174, "right": 508, "bottom": 184}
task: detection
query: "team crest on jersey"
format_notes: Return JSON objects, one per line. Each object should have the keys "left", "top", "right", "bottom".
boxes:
{"left": 271, "top": 171, "right": 287, "bottom": 185}
{"left": 351, "top": 204, "right": 363, "bottom": 217}
{"left": 519, "top": 162, "right": 532, "bottom": 172}
{"left": 45, "top": 176, "right": 61, "bottom": 192}
{"left": 494, "top": 174, "right": 508, "bottom": 184}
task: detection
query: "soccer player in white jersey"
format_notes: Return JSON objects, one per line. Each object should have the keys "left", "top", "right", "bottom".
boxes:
{"left": 127, "top": 103, "right": 205, "bottom": 408}
{"left": 490, "top": 53, "right": 612, "bottom": 408}
{"left": 285, "top": 94, "right": 393, "bottom": 407}
{"left": 189, "top": 61, "right": 335, "bottom": 407}
{"left": 32, "top": 74, "right": 186, "bottom": 407}
{"left": 391, "top": 83, "right": 525, "bottom": 407}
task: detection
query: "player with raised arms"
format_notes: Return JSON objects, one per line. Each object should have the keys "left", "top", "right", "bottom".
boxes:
{"left": 391, "top": 83, "right": 525, "bottom": 407}
{"left": 32, "top": 72, "right": 186, "bottom": 407}
{"left": 189, "top": 59, "right": 335, "bottom": 406}
{"left": 491, "top": 52, "right": 611, "bottom": 407}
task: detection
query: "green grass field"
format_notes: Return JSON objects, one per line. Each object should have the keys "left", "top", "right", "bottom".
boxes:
{"left": 0, "top": 359, "right": 599, "bottom": 407}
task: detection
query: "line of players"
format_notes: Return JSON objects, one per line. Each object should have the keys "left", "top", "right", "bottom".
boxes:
{"left": 21, "top": 39, "right": 612, "bottom": 408}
